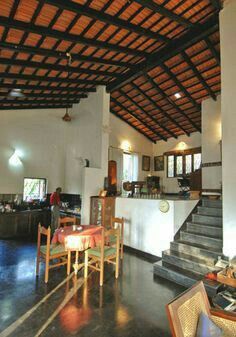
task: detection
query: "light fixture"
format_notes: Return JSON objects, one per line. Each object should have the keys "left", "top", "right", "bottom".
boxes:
{"left": 174, "top": 93, "right": 181, "bottom": 99}
{"left": 62, "top": 107, "right": 72, "bottom": 122}
{"left": 177, "top": 141, "right": 187, "bottom": 151}
{"left": 8, "top": 88, "right": 25, "bottom": 98}
{"left": 9, "top": 150, "right": 22, "bottom": 166}
{"left": 121, "top": 140, "right": 131, "bottom": 152}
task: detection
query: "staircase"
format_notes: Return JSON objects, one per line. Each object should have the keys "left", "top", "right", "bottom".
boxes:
{"left": 153, "top": 199, "right": 224, "bottom": 297}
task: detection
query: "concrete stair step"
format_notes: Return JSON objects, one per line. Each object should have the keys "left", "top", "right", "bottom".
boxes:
{"left": 170, "top": 241, "right": 220, "bottom": 265}
{"left": 197, "top": 206, "right": 222, "bottom": 217}
{"left": 180, "top": 231, "right": 223, "bottom": 251}
{"left": 187, "top": 222, "right": 223, "bottom": 239}
{"left": 192, "top": 214, "right": 222, "bottom": 226}
{"left": 162, "top": 249, "right": 216, "bottom": 275}
{"left": 153, "top": 260, "right": 223, "bottom": 297}
{"left": 202, "top": 199, "right": 222, "bottom": 208}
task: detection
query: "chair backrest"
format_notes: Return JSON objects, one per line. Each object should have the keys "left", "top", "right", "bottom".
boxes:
{"left": 37, "top": 223, "right": 51, "bottom": 256}
{"left": 96, "top": 226, "right": 120, "bottom": 259}
{"left": 111, "top": 216, "right": 124, "bottom": 229}
{"left": 166, "top": 281, "right": 211, "bottom": 337}
{"left": 59, "top": 216, "right": 76, "bottom": 226}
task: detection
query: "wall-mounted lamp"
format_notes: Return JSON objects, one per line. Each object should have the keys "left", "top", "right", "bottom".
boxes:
{"left": 121, "top": 140, "right": 132, "bottom": 153}
{"left": 177, "top": 141, "right": 187, "bottom": 151}
{"left": 9, "top": 150, "right": 22, "bottom": 166}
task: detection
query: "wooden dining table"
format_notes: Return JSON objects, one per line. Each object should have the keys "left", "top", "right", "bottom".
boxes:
{"left": 52, "top": 225, "right": 103, "bottom": 275}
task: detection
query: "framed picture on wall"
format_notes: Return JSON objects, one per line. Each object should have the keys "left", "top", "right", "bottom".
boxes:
{"left": 142, "top": 155, "right": 151, "bottom": 171}
{"left": 154, "top": 155, "right": 164, "bottom": 171}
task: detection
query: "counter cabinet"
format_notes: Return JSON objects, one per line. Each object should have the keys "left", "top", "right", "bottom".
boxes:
{"left": 0, "top": 209, "right": 51, "bottom": 239}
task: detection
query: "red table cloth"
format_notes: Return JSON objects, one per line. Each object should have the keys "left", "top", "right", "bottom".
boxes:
{"left": 51, "top": 225, "right": 103, "bottom": 251}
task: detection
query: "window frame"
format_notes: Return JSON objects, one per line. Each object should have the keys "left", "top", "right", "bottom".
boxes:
{"left": 166, "top": 147, "right": 201, "bottom": 178}
{"left": 23, "top": 177, "right": 47, "bottom": 201}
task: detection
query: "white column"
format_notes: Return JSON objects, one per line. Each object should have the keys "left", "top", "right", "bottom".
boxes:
{"left": 220, "top": 0, "right": 236, "bottom": 257}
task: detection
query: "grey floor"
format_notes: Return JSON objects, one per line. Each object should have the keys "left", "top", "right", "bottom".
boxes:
{"left": 0, "top": 240, "right": 185, "bottom": 337}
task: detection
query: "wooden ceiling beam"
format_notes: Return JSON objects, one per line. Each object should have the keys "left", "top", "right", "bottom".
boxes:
{"left": 204, "top": 37, "right": 220, "bottom": 66}
{"left": 45, "top": 0, "right": 170, "bottom": 43}
{"left": 0, "top": 73, "right": 106, "bottom": 85}
{"left": 0, "top": 17, "right": 148, "bottom": 58}
{"left": 0, "top": 92, "right": 87, "bottom": 99}
{"left": 0, "top": 83, "right": 96, "bottom": 92}
{"left": 0, "top": 57, "right": 119, "bottom": 78}
{"left": 110, "top": 107, "right": 155, "bottom": 143}
{"left": 111, "top": 97, "right": 162, "bottom": 141}
{"left": 0, "top": 99, "right": 80, "bottom": 105}
{"left": 131, "top": 82, "right": 189, "bottom": 137}
{"left": 181, "top": 51, "right": 217, "bottom": 101}
{"left": 145, "top": 74, "right": 200, "bottom": 133}
{"left": 0, "top": 42, "right": 130, "bottom": 68}
{"left": 134, "top": 0, "right": 194, "bottom": 28}
{"left": 120, "top": 86, "right": 177, "bottom": 139}
{"left": 107, "top": 15, "right": 218, "bottom": 92}
{"left": 118, "top": 89, "right": 167, "bottom": 141}
{"left": 0, "top": 104, "right": 73, "bottom": 110}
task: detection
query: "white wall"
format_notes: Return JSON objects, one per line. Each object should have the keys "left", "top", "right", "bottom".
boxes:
{"left": 0, "top": 86, "right": 109, "bottom": 198}
{"left": 220, "top": 0, "right": 236, "bottom": 258}
{"left": 201, "top": 96, "right": 222, "bottom": 190}
{"left": 109, "top": 113, "right": 153, "bottom": 181}
{"left": 152, "top": 133, "right": 201, "bottom": 193}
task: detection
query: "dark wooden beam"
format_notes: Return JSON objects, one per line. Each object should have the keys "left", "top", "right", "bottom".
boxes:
{"left": 119, "top": 88, "right": 175, "bottom": 139}
{"left": 0, "top": 57, "right": 119, "bottom": 78}
{"left": 107, "top": 15, "right": 218, "bottom": 92}
{"left": 204, "top": 37, "right": 220, "bottom": 66}
{"left": 0, "top": 99, "right": 80, "bottom": 105}
{"left": 0, "top": 83, "right": 96, "bottom": 92}
{"left": 0, "top": 104, "right": 73, "bottom": 110}
{"left": 0, "top": 16, "right": 148, "bottom": 58}
{"left": 0, "top": 92, "right": 87, "bottom": 99}
{"left": 0, "top": 73, "right": 106, "bottom": 85}
{"left": 111, "top": 97, "right": 162, "bottom": 141}
{"left": 45, "top": 0, "right": 170, "bottom": 43}
{"left": 210, "top": 0, "right": 222, "bottom": 11}
{"left": 181, "top": 51, "right": 216, "bottom": 100}
{"left": 134, "top": 0, "right": 194, "bottom": 28}
{"left": 0, "top": 41, "right": 131, "bottom": 69}
{"left": 117, "top": 90, "right": 167, "bottom": 141}
{"left": 145, "top": 74, "right": 200, "bottom": 133}
{"left": 131, "top": 82, "right": 189, "bottom": 136}
{"left": 110, "top": 107, "right": 155, "bottom": 143}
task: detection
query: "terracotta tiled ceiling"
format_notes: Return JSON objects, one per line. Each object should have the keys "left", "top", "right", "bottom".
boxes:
{"left": 0, "top": 0, "right": 222, "bottom": 142}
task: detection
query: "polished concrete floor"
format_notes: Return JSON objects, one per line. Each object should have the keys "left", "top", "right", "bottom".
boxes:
{"left": 0, "top": 239, "right": 185, "bottom": 337}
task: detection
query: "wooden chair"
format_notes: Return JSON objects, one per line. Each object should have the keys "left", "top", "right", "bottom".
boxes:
{"left": 166, "top": 281, "right": 236, "bottom": 337}
{"left": 59, "top": 216, "right": 76, "bottom": 227}
{"left": 36, "top": 223, "right": 68, "bottom": 283}
{"left": 84, "top": 227, "right": 120, "bottom": 286}
{"left": 111, "top": 217, "right": 124, "bottom": 259}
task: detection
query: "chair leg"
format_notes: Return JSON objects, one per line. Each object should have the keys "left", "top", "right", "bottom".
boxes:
{"left": 120, "top": 240, "right": 124, "bottom": 260}
{"left": 67, "top": 251, "right": 71, "bottom": 276}
{"left": 100, "top": 260, "right": 104, "bottom": 286}
{"left": 36, "top": 251, "right": 40, "bottom": 276}
{"left": 45, "top": 256, "right": 50, "bottom": 283}
{"left": 84, "top": 250, "right": 88, "bottom": 279}
{"left": 115, "top": 254, "right": 119, "bottom": 279}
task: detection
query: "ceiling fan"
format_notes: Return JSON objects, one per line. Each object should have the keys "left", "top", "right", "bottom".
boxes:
{"left": 8, "top": 88, "right": 25, "bottom": 98}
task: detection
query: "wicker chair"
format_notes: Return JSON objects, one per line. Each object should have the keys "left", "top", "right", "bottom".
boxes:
{"left": 166, "top": 281, "right": 236, "bottom": 337}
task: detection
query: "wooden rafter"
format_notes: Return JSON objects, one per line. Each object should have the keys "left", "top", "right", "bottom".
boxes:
{"left": 181, "top": 51, "right": 216, "bottom": 100}
{"left": 0, "top": 93, "right": 87, "bottom": 99}
{"left": 0, "top": 84, "right": 96, "bottom": 93}
{"left": 0, "top": 99, "right": 80, "bottom": 105}
{"left": 131, "top": 82, "right": 189, "bottom": 136}
{"left": 119, "top": 88, "right": 176, "bottom": 139}
{"left": 133, "top": 0, "right": 194, "bottom": 28}
{"left": 204, "top": 37, "right": 220, "bottom": 66}
{"left": 0, "top": 104, "right": 73, "bottom": 110}
{"left": 44, "top": 0, "right": 170, "bottom": 43}
{"left": 107, "top": 15, "right": 218, "bottom": 92}
{"left": 0, "top": 17, "right": 148, "bottom": 58}
{"left": 0, "top": 58, "right": 119, "bottom": 78}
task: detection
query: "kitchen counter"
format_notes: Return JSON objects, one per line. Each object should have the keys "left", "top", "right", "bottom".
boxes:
{"left": 0, "top": 209, "right": 51, "bottom": 239}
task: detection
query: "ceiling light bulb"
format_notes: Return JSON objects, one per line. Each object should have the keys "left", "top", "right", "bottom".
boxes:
{"left": 174, "top": 93, "right": 181, "bottom": 99}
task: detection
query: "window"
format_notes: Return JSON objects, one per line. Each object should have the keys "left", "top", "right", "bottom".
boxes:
{"left": 123, "top": 153, "right": 138, "bottom": 182}
{"left": 167, "top": 148, "right": 201, "bottom": 178}
{"left": 23, "top": 178, "right": 47, "bottom": 201}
